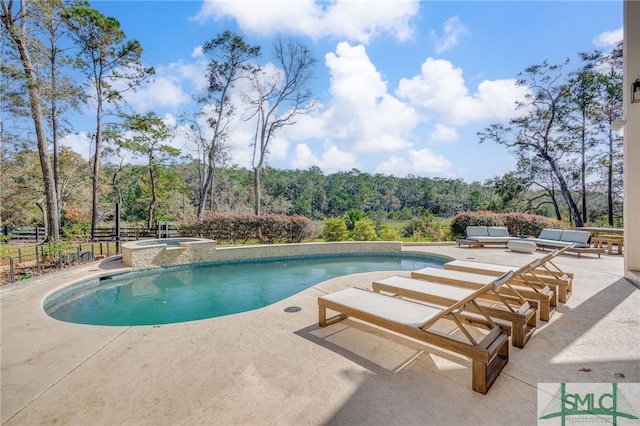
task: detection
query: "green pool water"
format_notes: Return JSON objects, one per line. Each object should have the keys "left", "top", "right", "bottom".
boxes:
{"left": 44, "top": 253, "right": 445, "bottom": 326}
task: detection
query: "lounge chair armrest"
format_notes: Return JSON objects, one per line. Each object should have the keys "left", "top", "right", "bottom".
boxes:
{"left": 492, "top": 271, "right": 514, "bottom": 291}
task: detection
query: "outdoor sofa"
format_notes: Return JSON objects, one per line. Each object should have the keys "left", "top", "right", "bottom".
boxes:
{"left": 526, "top": 229, "right": 604, "bottom": 258}
{"left": 456, "top": 226, "right": 517, "bottom": 247}
{"left": 458, "top": 226, "right": 604, "bottom": 258}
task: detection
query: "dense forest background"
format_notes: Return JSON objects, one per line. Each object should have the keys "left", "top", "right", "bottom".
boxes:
{"left": 1, "top": 1, "right": 624, "bottom": 240}
{"left": 1, "top": 152, "right": 623, "bottom": 232}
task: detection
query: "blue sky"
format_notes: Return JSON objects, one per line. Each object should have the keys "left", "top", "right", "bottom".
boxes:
{"left": 66, "top": 0, "right": 623, "bottom": 183}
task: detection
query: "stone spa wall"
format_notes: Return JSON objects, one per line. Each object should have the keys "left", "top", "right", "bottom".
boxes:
{"left": 122, "top": 239, "right": 403, "bottom": 270}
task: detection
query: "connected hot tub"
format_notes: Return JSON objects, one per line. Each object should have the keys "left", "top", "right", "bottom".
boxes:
{"left": 122, "top": 238, "right": 217, "bottom": 270}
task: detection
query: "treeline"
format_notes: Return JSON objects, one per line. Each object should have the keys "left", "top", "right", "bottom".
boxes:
{"left": 0, "top": 145, "right": 622, "bottom": 233}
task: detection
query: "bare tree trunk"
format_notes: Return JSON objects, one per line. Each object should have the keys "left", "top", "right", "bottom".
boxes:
{"left": 91, "top": 96, "right": 103, "bottom": 237}
{"left": 196, "top": 150, "right": 215, "bottom": 218}
{"left": 548, "top": 183, "right": 562, "bottom": 221}
{"left": 50, "top": 43, "right": 62, "bottom": 222}
{"left": 253, "top": 168, "right": 261, "bottom": 216}
{"left": 580, "top": 135, "right": 587, "bottom": 223}
{"left": 546, "top": 155, "right": 583, "bottom": 227}
{"left": 2, "top": 2, "right": 60, "bottom": 240}
{"left": 147, "top": 167, "right": 157, "bottom": 231}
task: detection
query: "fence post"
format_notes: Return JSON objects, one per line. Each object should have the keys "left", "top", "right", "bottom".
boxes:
{"left": 9, "top": 257, "right": 15, "bottom": 283}
{"left": 18, "top": 248, "right": 22, "bottom": 263}
{"left": 58, "top": 250, "right": 63, "bottom": 268}
{"left": 36, "top": 248, "right": 41, "bottom": 274}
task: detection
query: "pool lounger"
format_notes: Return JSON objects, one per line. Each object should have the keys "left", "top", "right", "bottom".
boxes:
{"left": 412, "top": 259, "right": 556, "bottom": 322}
{"left": 444, "top": 246, "right": 574, "bottom": 303}
{"left": 318, "top": 271, "right": 513, "bottom": 394}
{"left": 372, "top": 275, "right": 537, "bottom": 349}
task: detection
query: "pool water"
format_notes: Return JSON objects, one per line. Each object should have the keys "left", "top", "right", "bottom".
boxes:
{"left": 44, "top": 254, "right": 445, "bottom": 326}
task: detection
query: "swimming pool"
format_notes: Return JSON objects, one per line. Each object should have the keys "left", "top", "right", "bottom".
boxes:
{"left": 44, "top": 253, "right": 446, "bottom": 326}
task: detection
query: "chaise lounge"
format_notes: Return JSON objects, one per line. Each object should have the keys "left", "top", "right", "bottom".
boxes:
{"left": 443, "top": 246, "right": 574, "bottom": 303}
{"left": 411, "top": 260, "right": 556, "bottom": 321}
{"left": 317, "top": 271, "right": 514, "bottom": 394}
{"left": 372, "top": 274, "right": 537, "bottom": 348}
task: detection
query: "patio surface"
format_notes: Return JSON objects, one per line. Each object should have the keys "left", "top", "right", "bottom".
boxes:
{"left": 1, "top": 245, "right": 638, "bottom": 425}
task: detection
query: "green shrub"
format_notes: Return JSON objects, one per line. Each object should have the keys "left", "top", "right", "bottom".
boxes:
{"left": 321, "top": 217, "right": 349, "bottom": 242}
{"left": 402, "top": 211, "right": 434, "bottom": 238}
{"left": 350, "top": 217, "right": 378, "bottom": 241}
{"left": 345, "top": 209, "right": 364, "bottom": 230}
{"left": 425, "top": 222, "right": 450, "bottom": 241}
{"left": 40, "top": 239, "right": 74, "bottom": 262}
{"left": 377, "top": 224, "right": 401, "bottom": 241}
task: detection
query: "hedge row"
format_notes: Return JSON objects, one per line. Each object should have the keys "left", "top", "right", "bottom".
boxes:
{"left": 179, "top": 213, "right": 315, "bottom": 244}
{"left": 450, "top": 211, "right": 569, "bottom": 239}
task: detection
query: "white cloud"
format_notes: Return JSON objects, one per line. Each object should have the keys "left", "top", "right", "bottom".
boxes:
{"left": 128, "top": 76, "right": 190, "bottom": 112}
{"left": 121, "top": 60, "right": 209, "bottom": 113}
{"left": 396, "top": 58, "right": 527, "bottom": 125}
{"left": 193, "top": 0, "right": 419, "bottom": 43}
{"left": 191, "top": 45, "right": 204, "bottom": 58}
{"left": 593, "top": 27, "right": 623, "bottom": 47}
{"left": 375, "top": 148, "right": 453, "bottom": 177}
{"left": 291, "top": 143, "right": 358, "bottom": 173}
{"left": 321, "top": 42, "right": 419, "bottom": 152}
{"left": 432, "top": 16, "right": 469, "bottom": 53}
{"left": 61, "top": 132, "right": 93, "bottom": 160}
{"left": 430, "top": 123, "right": 458, "bottom": 142}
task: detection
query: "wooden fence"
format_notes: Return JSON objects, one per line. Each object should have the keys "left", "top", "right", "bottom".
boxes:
{"left": 0, "top": 242, "right": 118, "bottom": 284}
{"left": 1, "top": 226, "right": 46, "bottom": 242}
{"left": 2, "top": 222, "right": 179, "bottom": 243}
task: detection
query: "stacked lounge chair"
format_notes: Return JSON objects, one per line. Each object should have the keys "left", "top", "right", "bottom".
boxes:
{"left": 316, "top": 248, "right": 577, "bottom": 394}
{"left": 443, "top": 246, "right": 574, "bottom": 303}
{"left": 372, "top": 274, "right": 537, "bottom": 349}
{"left": 412, "top": 260, "right": 556, "bottom": 322}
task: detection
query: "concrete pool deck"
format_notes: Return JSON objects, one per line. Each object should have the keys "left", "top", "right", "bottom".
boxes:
{"left": 1, "top": 245, "right": 638, "bottom": 425}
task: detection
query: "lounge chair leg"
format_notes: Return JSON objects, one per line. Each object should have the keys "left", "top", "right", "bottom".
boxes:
{"left": 472, "top": 335, "right": 509, "bottom": 394}
{"left": 319, "top": 305, "right": 327, "bottom": 326}
{"left": 539, "top": 302, "right": 550, "bottom": 322}
{"left": 511, "top": 326, "right": 524, "bottom": 349}
{"left": 319, "top": 304, "right": 349, "bottom": 327}
{"left": 558, "top": 287, "right": 568, "bottom": 304}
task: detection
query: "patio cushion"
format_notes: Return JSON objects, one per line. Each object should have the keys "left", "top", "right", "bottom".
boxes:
{"left": 487, "top": 227, "right": 509, "bottom": 237}
{"left": 559, "top": 230, "right": 591, "bottom": 244}
{"left": 466, "top": 226, "right": 489, "bottom": 237}
{"left": 538, "top": 229, "right": 564, "bottom": 240}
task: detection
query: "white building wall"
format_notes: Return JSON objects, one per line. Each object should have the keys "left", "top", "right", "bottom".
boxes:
{"left": 624, "top": 0, "right": 640, "bottom": 286}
